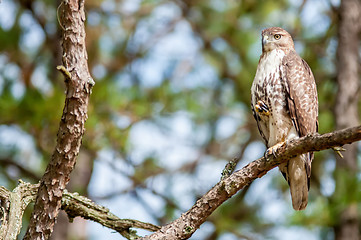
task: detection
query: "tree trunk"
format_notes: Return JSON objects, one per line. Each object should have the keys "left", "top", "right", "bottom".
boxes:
{"left": 23, "top": 0, "right": 94, "bottom": 239}
{"left": 334, "top": 0, "right": 361, "bottom": 239}
{"left": 51, "top": 150, "right": 93, "bottom": 240}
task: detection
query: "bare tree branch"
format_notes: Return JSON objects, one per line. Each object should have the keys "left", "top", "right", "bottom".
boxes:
{"left": 0, "top": 181, "right": 38, "bottom": 240}
{"left": 142, "top": 125, "right": 361, "bottom": 239}
{"left": 1, "top": 126, "right": 360, "bottom": 239}
{"left": 23, "top": 0, "right": 94, "bottom": 239}
{"left": 61, "top": 190, "right": 160, "bottom": 239}
{"left": 0, "top": 183, "right": 160, "bottom": 240}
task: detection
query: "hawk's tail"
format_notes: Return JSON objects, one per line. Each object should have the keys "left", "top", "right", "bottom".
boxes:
{"left": 288, "top": 154, "right": 309, "bottom": 210}
{"left": 280, "top": 154, "right": 310, "bottom": 211}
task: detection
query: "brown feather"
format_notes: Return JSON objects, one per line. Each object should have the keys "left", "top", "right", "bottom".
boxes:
{"left": 283, "top": 50, "right": 319, "bottom": 179}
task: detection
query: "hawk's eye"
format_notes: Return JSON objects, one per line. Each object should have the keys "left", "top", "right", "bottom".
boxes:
{"left": 274, "top": 34, "right": 281, "bottom": 40}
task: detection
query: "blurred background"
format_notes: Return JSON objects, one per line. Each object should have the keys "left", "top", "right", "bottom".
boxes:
{"left": 0, "top": 0, "right": 360, "bottom": 239}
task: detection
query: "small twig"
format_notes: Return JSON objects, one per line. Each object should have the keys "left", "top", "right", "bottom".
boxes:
{"left": 221, "top": 135, "right": 254, "bottom": 180}
{"left": 56, "top": 1, "right": 66, "bottom": 31}
{"left": 56, "top": 65, "right": 72, "bottom": 81}
{"left": 332, "top": 146, "right": 346, "bottom": 158}
{"left": 221, "top": 158, "right": 237, "bottom": 180}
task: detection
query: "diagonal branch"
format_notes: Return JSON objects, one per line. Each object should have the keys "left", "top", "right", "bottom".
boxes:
{"left": 23, "top": 0, "right": 94, "bottom": 239}
{"left": 142, "top": 125, "right": 361, "bottom": 239}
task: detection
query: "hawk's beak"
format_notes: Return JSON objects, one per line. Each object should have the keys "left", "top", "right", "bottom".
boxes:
{"left": 262, "top": 35, "right": 269, "bottom": 47}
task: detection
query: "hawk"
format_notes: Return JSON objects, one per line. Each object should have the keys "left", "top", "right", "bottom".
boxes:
{"left": 251, "top": 27, "right": 318, "bottom": 210}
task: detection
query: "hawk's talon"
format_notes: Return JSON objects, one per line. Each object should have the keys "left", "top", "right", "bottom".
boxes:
{"left": 255, "top": 100, "right": 270, "bottom": 116}
{"left": 265, "top": 141, "right": 286, "bottom": 159}
{"left": 264, "top": 150, "right": 271, "bottom": 161}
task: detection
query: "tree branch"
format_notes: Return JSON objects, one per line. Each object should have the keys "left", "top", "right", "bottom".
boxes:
{"left": 142, "top": 125, "right": 361, "bottom": 239}
{"left": 1, "top": 127, "right": 360, "bottom": 239}
{"left": 23, "top": 0, "right": 94, "bottom": 239}
{"left": 61, "top": 190, "right": 160, "bottom": 239}
{"left": 0, "top": 181, "right": 38, "bottom": 240}
{"left": 0, "top": 183, "right": 160, "bottom": 240}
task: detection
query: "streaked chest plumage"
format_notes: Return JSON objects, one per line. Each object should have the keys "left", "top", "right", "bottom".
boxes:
{"left": 251, "top": 49, "right": 286, "bottom": 113}
{"left": 251, "top": 49, "right": 296, "bottom": 146}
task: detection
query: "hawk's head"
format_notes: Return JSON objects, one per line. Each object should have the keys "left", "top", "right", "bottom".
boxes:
{"left": 261, "top": 27, "right": 295, "bottom": 53}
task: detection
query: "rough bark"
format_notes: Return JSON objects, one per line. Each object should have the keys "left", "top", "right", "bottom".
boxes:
{"left": 61, "top": 190, "right": 160, "bottom": 237}
{"left": 23, "top": 0, "right": 94, "bottom": 239}
{"left": 0, "top": 181, "right": 38, "bottom": 240}
{"left": 142, "top": 125, "right": 361, "bottom": 239}
{"left": 334, "top": 0, "right": 361, "bottom": 239}
{"left": 51, "top": 150, "right": 93, "bottom": 240}
{"left": 0, "top": 183, "right": 159, "bottom": 240}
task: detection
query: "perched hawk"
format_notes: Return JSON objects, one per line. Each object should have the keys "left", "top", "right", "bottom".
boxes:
{"left": 251, "top": 27, "right": 318, "bottom": 210}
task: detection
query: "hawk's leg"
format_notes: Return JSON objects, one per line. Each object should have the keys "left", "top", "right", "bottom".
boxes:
{"left": 265, "top": 141, "right": 286, "bottom": 158}
{"left": 255, "top": 100, "right": 270, "bottom": 116}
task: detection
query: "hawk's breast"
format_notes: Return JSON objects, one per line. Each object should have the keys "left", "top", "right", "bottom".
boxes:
{"left": 251, "top": 49, "right": 296, "bottom": 146}
{"left": 251, "top": 49, "right": 286, "bottom": 115}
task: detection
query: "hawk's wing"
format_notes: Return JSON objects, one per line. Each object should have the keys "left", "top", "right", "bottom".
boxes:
{"left": 282, "top": 51, "right": 319, "bottom": 176}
